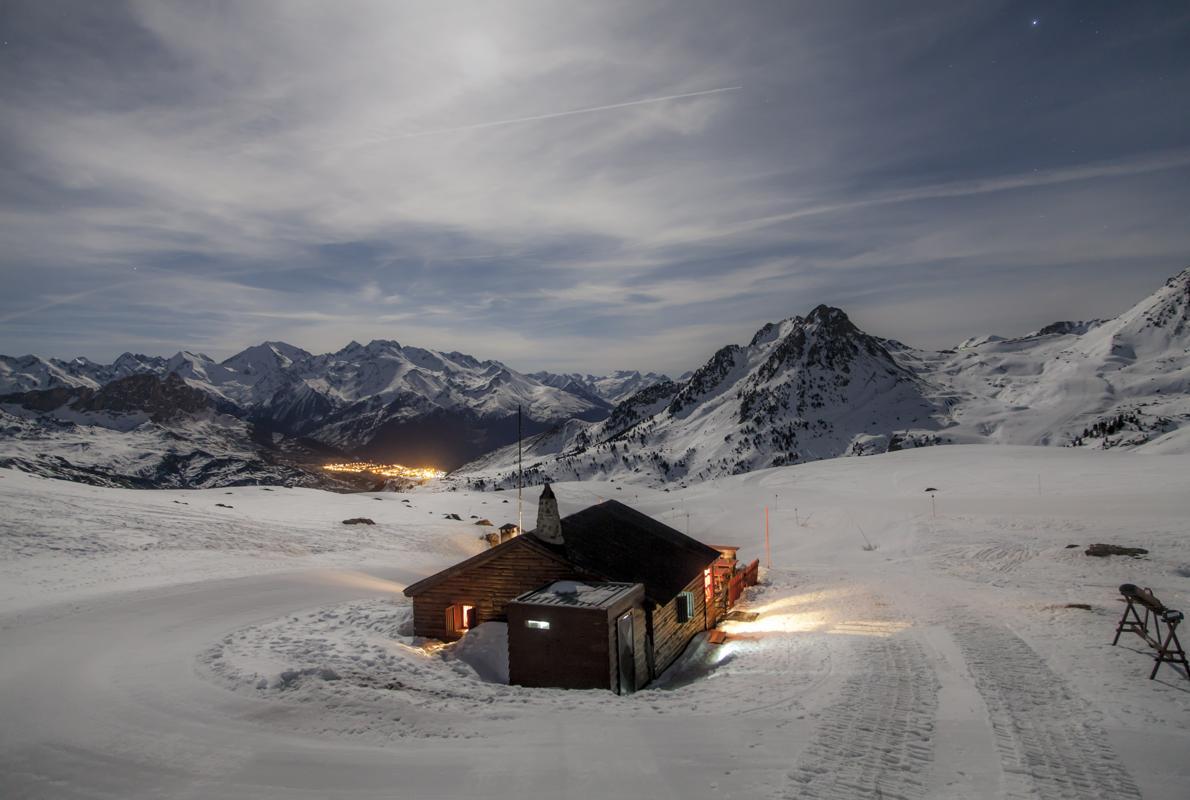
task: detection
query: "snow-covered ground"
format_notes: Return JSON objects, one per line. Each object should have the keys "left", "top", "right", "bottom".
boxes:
{"left": 1, "top": 446, "right": 1187, "bottom": 798}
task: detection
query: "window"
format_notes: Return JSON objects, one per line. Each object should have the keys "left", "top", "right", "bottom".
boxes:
{"left": 675, "top": 592, "right": 695, "bottom": 624}
{"left": 526, "top": 619, "right": 551, "bottom": 630}
{"left": 446, "top": 603, "right": 476, "bottom": 634}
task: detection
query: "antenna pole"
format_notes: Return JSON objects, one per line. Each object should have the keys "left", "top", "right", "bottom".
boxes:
{"left": 517, "top": 404, "right": 523, "bottom": 535}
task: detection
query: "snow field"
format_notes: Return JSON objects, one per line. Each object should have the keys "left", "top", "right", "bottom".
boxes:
{"left": 1, "top": 445, "right": 1188, "bottom": 798}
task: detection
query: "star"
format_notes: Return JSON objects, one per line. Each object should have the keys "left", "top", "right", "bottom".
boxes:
{"left": 1031, "top": 19, "right": 1039, "bottom": 26}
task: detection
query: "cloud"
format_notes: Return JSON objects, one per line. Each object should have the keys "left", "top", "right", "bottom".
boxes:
{"left": 1, "top": 1, "right": 1189, "bottom": 372}
{"left": 341, "top": 85, "right": 743, "bottom": 145}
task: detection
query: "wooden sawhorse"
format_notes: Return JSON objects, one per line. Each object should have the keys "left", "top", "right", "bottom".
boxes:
{"left": 1112, "top": 583, "right": 1189, "bottom": 680}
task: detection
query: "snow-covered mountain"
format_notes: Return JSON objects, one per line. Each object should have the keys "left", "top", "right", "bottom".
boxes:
{"left": 1, "top": 338, "right": 614, "bottom": 481}
{"left": 0, "top": 351, "right": 171, "bottom": 393}
{"left": 457, "top": 267, "right": 1190, "bottom": 488}
{"left": 6, "top": 267, "right": 1190, "bottom": 490}
{"left": 458, "top": 304, "right": 946, "bottom": 488}
{"left": 529, "top": 370, "right": 672, "bottom": 405}
{"left": 921, "top": 266, "right": 1190, "bottom": 450}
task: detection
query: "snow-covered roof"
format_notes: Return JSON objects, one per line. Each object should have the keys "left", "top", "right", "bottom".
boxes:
{"left": 513, "top": 581, "right": 642, "bottom": 610}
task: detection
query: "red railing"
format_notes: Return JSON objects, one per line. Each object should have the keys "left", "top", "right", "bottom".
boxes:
{"left": 727, "top": 572, "right": 744, "bottom": 608}
{"left": 742, "top": 558, "right": 760, "bottom": 587}
{"left": 727, "top": 559, "right": 761, "bottom": 608}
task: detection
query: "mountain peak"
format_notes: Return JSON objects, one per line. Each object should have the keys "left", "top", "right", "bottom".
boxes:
{"left": 804, "top": 305, "right": 860, "bottom": 338}
{"left": 806, "top": 304, "right": 848, "bottom": 322}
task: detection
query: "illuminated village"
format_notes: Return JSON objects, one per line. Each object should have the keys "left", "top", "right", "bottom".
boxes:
{"left": 321, "top": 462, "right": 446, "bottom": 481}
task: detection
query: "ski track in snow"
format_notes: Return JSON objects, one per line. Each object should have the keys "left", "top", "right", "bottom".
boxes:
{"left": 783, "top": 618, "right": 939, "bottom": 800}
{"left": 950, "top": 615, "right": 1142, "bottom": 800}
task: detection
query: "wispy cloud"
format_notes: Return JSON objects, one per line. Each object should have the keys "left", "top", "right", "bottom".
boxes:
{"left": 343, "top": 85, "right": 742, "bottom": 146}
{"left": 704, "top": 148, "right": 1190, "bottom": 242}
{"left": 1, "top": 1, "right": 1188, "bottom": 371}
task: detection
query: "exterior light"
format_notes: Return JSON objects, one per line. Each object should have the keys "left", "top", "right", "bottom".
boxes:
{"left": 526, "top": 620, "right": 551, "bottom": 630}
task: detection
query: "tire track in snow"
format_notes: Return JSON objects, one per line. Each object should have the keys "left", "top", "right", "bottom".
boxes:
{"left": 950, "top": 618, "right": 1142, "bottom": 799}
{"left": 783, "top": 634, "right": 938, "bottom": 799}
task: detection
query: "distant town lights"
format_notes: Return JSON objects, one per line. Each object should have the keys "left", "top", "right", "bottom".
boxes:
{"left": 322, "top": 462, "right": 445, "bottom": 480}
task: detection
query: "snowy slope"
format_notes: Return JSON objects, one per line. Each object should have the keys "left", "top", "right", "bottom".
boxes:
{"left": 1, "top": 446, "right": 1186, "bottom": 798}
{"left": 918, "top": 266, "right": 1190, "bottom": 449}
{"left": 0, "top": 407, "right": 319, "bottom": 488}
{"left": 0, "top": 372, "right": 356, "bottom": 489}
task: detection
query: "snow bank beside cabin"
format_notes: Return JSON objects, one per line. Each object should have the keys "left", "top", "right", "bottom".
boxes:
{"left": 449, "top": 622, "right": 510, "bottom": 684}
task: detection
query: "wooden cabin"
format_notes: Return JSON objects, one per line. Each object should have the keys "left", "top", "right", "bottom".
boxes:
{"left": 403, "top": 484, "right": 722, "bottom": 690}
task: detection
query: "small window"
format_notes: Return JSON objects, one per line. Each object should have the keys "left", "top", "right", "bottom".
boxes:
{"left": 675, "top": 592, "right": 695, "bottom": 624}
{"left": 526, "top": 619, "right": 551, "bottom": 630}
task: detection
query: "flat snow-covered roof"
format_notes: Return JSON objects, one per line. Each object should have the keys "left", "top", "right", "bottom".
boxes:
{"left": 512, "top": 581, "right": 641, "bottom": 610}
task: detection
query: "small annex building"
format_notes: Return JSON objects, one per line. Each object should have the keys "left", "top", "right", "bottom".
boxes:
{"left": 507, "top": 581, "right": 646, "bottom": 694}
{"left": 402, "top": 484, "right": 722, "bottom": 692}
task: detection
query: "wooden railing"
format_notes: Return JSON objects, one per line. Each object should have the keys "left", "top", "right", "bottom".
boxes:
{"left": 727, "top": 560, "right": 760, "bottom": 608}
{"left": 742, "top": 559, "right": 759, "bottom": 587}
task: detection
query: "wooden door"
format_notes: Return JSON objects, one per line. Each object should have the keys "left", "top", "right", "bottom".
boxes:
{"left": 616, "top": 611, "right": 636, "bottom": 695}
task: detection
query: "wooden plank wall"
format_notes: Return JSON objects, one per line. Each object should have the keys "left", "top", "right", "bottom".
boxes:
{"left": 649, "top": 572, "right": 710, "bottom": 677}
{"left": 508, "top": 605, "right": 611, "bottom": 690}
{"left": 411, "top": 540, "right": 585, "bottom": 640}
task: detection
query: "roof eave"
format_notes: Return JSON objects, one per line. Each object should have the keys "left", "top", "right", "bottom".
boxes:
{"left": 402, "top": 534, "right": 569, "bottom": 596}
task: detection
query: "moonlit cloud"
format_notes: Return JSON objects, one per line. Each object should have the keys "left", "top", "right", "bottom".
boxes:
{"left": 1, "top": 1, "right": 1188, "bottom": 373}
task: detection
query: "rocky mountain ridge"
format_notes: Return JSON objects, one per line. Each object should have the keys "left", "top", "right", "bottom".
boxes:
{"left": 5, "top": 267, "right": 1189, "bottom": 490}
{"left": 456, "top": 267, "right": 1190, "bottom": 488}
{"left": 1, "top": 338, "right": 618, "bottom": 473}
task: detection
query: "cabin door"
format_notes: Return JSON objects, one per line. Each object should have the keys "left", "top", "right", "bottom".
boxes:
{"left": 616, "top": 611, "right": 636, "bottom": 695}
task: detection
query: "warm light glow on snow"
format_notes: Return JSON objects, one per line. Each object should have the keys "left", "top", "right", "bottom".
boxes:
{"left": 322, "top": 462, "right": 446, "bottom": 481}
{"left": 722, "top": 586, "right": 912, "bottom": 639}
{"left": 395, "top": 639, "right": 448, "bottom": 658}
{"left": 721, "top": 610, "right": 911, "bottom": 638}
{"left": 721, "top": 610, "right": 827, "bottom": 635}
{"left": 307, "top": 569, "right": 408, "bottom": 595}
{"left": 749, "top": 589, "right": 845, "bottom": 616}
{"left": 827, "top": 619, "right": 912, "bottom": 637}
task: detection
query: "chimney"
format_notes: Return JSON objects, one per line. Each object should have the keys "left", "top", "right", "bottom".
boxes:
{"left": 535, "top": 483, "right": 563, "bottom": 545}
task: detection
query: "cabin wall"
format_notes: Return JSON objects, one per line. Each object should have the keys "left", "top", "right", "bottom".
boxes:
{"left": 507, "top": 605, "right": 611, "bottom": 690}
{"left": 650, "top": 572, "right": 710, "bottom": 677}
{"left": 409, "top": 542, "right": 584, "bottom": 640}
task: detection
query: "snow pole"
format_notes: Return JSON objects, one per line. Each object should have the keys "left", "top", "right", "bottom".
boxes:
{"left": 764, "top": 506, "right": 771, "bottom": 569}
{"left": 517, "top": 405, "right": 523, "bottom": 535}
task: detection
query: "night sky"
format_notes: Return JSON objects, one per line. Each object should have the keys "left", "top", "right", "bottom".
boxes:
{"left": 1, "top": 1, "right": 1188, "bottom": 374}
